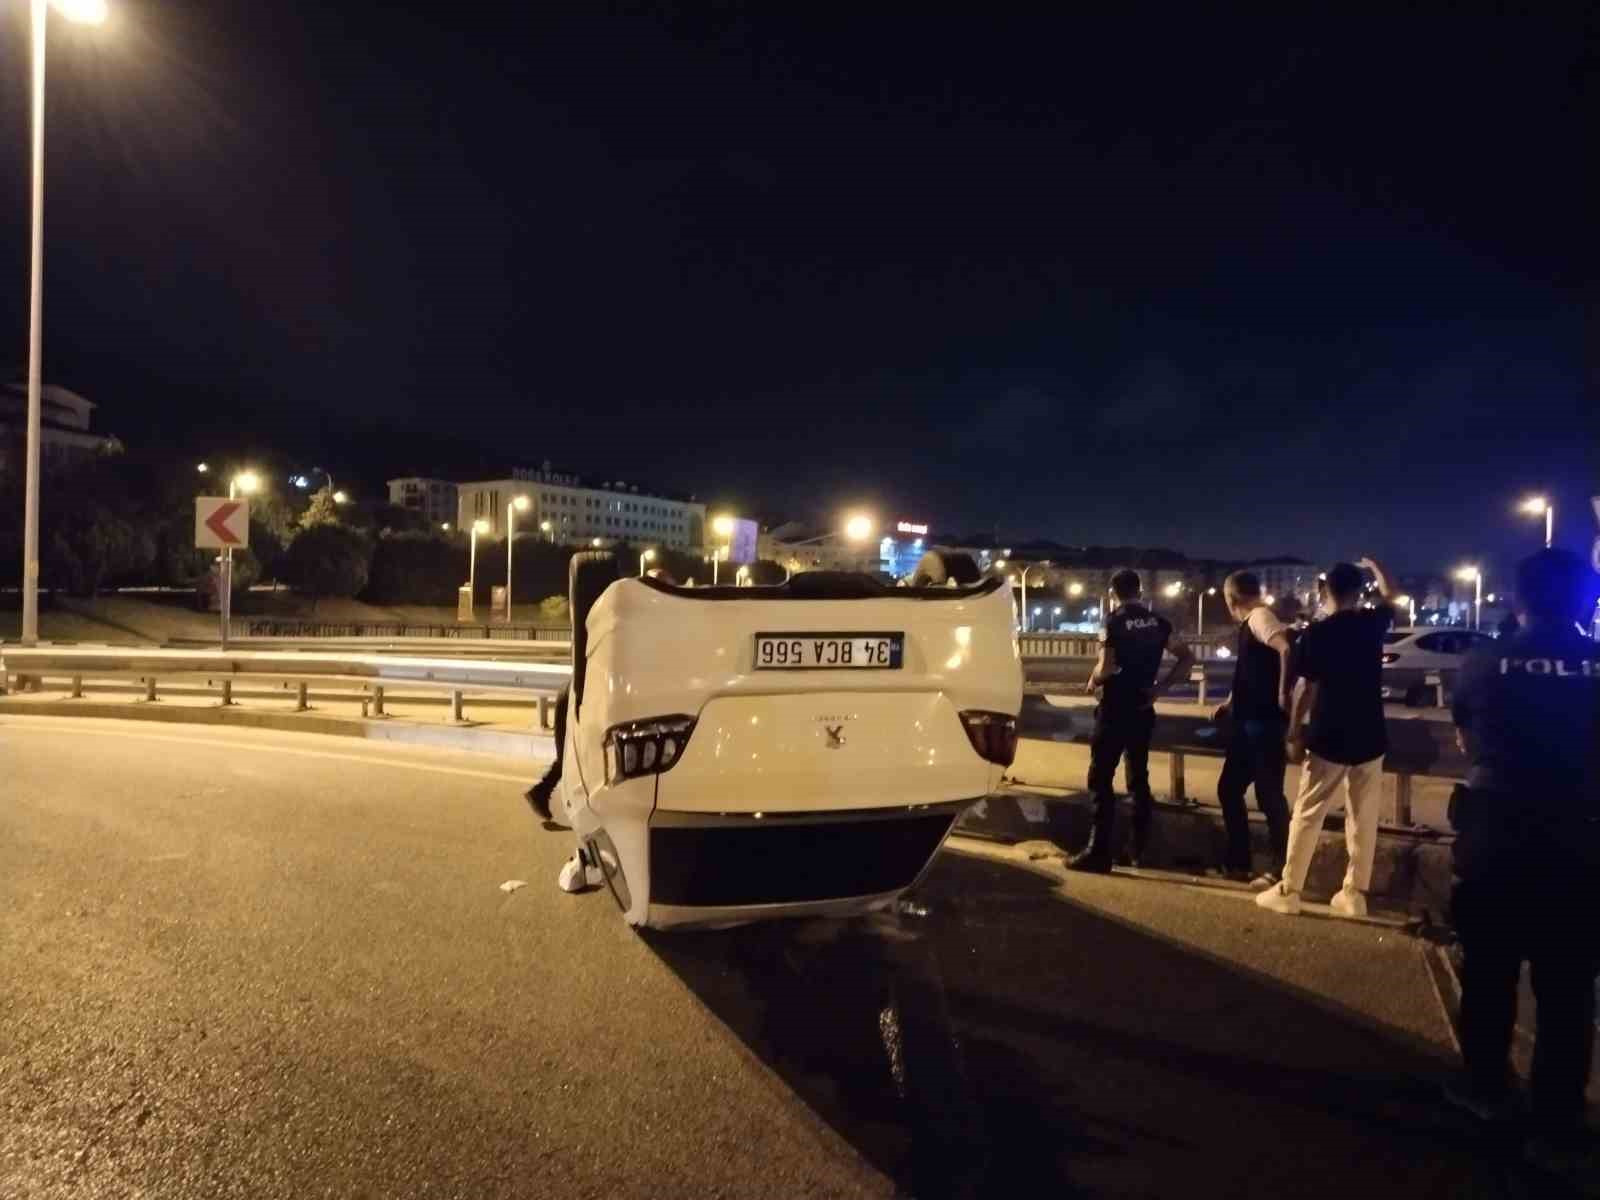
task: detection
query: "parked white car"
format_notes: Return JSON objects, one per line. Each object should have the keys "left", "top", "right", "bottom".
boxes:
{"left": 552, "top": 554, "right": 1022, "bottom": 930}
{"left": 1380, "top": 627, "right": 1496, "bottom": 705}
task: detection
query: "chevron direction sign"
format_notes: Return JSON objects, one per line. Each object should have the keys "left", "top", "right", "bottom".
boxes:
{"left": 195, "top": 498, "right": 250, "bottom": 550}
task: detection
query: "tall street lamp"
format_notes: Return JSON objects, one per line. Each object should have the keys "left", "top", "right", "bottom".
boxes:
{"left": 640, "top": 548, "right": 656, "bottom": 577}
{"left": 1455, "top": 566, "right": 1483, "bottom": 630}
{"left": 506, "top": 495, "right": 529, "bottom": 621}
{"left": 468, "top": 518, "right": 488, "bottom": 603}
{"left": 1519, "top": 496, "right": 1553, "bottom": 548}
{"left": 1395, "top": 593, "right": 1417, "bottom": 626}
{"left": 220, "top": 471, "right": 260, "bottom": 649}
{"left": 780, "top": 511, "right": 875, "bottom": 580}
{"left": 711, "top": 515, "right": 735, "bottom": 585}
{"left": 1198, "top": 586, "right": 1217, "bottom": 637}
{"left": 19, "top": 0, "right": 109, "bottom": 646}
{"left": 1019, "top": 562, "right": 1049, "bottom": 632}
{"left": 540, "top": 519, "right": 553, "bottom": 544}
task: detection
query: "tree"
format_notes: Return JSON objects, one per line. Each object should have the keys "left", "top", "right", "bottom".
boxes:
{"left": 362, "top": 531, "right": 468, "bottom": 605}
{"left": 282, "top": 524, "right": 371, "bottom": 607}
{"left": 538, "top": 595, "right": 570, "bottom": 624}
{"left": 298, "top": 487, "right": 343, "bottom": 531}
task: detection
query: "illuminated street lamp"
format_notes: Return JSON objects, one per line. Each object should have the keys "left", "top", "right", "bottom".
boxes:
{"left": 1519, "top": 495, "right": 1553, "bottom": 548}
{"left": 468, "top": 518, "right": 489, "bottom": 601}
{"left": 1164, "top": 581, "right": 1184, "bottom": 598}
{"left": 219, "top": 471, "right": 260, "bottom": 650}
{"left": 196, "top": 462, "right": 210, "bottom": 475}
{"left": 640, "top": 547, "right": 656, "bottom": 577}
{"left": 505, "top": 495, "right": 530, "bottom": 620}
{"left": 1067, "top": 581, "right": 1084, "bottom": 597}
{"left": 540, "top": 519, "right": 553, "bottom": 544}
{"left": 1455, "top": 566, "right": 1483, "bottom": 630}
{"left": 19, "top": 0, "right": 110, "bottom": 645}
{"left": 711, "top": 514, "right": 736, "bottom": 585}
{"left": 843, "top": 513, "right": 875, "bottom": 543}
{"left": 1394, "top": 593, "right": 1416, "bottom": 626}
{"left": 331, "top": 490, "right": 348, "bottom": 505}
{"left": 1019, "top": 562, "right": 1050, "bottom": 632}
{"left": 1198, "top": 586, "right": 1217, "bottom": 637}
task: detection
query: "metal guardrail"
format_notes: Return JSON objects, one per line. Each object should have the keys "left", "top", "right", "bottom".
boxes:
{"left": 1, "top": 647, "right": 571, "bottom": 728}
{"left": 1019, "top": 632, "right": 1228, "bottom": 660}
{"left": 1018, "top": 694, "right": 1464, "bottom": 827}
{"left": 165, "top": 636, "right": 570, "bottom": 661}
{"left": 242, "top": 619, "right": 569, "bottom": 641}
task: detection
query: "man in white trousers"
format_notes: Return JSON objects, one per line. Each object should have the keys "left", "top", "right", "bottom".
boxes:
{"left": 1257, "top": 557, "right": 1398, "bottom": 918}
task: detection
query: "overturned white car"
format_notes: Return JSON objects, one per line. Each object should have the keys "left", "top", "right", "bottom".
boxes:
{"left": 551, "top": 553, "right": 1022, "bottom": 930}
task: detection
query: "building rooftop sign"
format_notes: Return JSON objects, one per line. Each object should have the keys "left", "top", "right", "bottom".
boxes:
{"left": 895, "top": 521, "right": 928, "bottom": 536}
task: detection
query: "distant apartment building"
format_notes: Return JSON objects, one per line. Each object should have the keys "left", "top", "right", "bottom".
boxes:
{"left": 0, "top": 382, "right": 121, "bottom": 475}
{"left": 1240, "top": 557, "right": 1318, "bottom": 607}
{"left": 457, "top": 467, "right": 705, "bottom": 549}
{"left": 386, "top": 477, "right": 458, "bottom": 528}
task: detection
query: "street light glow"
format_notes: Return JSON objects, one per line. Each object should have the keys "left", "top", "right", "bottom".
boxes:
{"left": 1519, "top": 496, "right": 1548, "bottom": 515}
{"left": 440, "top": 522, "right": 451, "bottom": 532}
{"left": 1455, "top": 566, "right": 1480, "bottom": 582}
{"left": 331, "top": 490, "right": 348, "bottom": 505}
{"left": 843, "top": 513, "right": 874, "bottom": 543}
{"left": 196, "top": 462, "right": 209, "bottom": 475}
{"left": 512, "top": 495, "right": 530, "bottom": 512}
{"left": 472, "top": 518, "right": 489, "bottom": 534}
{"left": 51, "top": 0, "right": 108, "bottom": 25}
{"left": 712, "top": 515, "right": 735, "bottom": 538}
{"left": 1163, "top": 581, "right": 1183, "bottom": 598}
{"left": 1067, "top": 582, "right": 1084, "bottom": 597}
{"left": 232, "top": 471, "right": 261, "bottom": 495}
{"left": 642, "top": 548, "right": 656, "bottom": 562}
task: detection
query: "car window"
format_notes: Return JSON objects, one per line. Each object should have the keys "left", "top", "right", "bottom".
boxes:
{"left": 1382, "top": 632, "right": 1412, "bottom": 645}
{"left": 1416, "top": 633, "right": 1450, "bottom": 653}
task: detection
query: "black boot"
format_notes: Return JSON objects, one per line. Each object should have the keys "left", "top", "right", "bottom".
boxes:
{"left": 1068, "top": 795, "right": 1116, "bottom": 873}
{"left": 524, "top": 776, "right": 555, "bottom": 822}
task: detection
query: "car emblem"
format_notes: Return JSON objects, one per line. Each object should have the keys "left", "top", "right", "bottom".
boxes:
{"left": 824, "top": 724, "right": 846, "bottom": 748}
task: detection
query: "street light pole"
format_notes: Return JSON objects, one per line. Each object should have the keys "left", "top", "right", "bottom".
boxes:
{"left": 20, "top": 0, "right": 107, "bottom": 645}
{"left": 506, "top": 498, "right": 528, "bottom": 621}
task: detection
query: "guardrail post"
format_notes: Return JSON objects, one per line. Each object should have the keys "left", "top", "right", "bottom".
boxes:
{"left": 1429, "top": 673, "right": 1448, "bottom": 708}
{"left": 69, "top": 675, "right": 83, "bottom": 699}
{"left": 1394, "top": 773, "right": 1413, "bottom": 826}
{"left": 451, "top": 689, "right": 465, "bottom": 723}
{"left": 295, "top": 682, "right": 310, "bottom": 712}
{"left": 1193, "top": 666, "right": 1207, "bottom": 707}
{"left": 219, "top": 679, "right": 235, "bottom": 707}
{"left": 1170, "top": 749, "right": 1186, "bottom": 803}
{"left": 538, "top": 693, "right": 552, "bottom": 730}
{"left": 371, "top": 685, "right": 387, "bottom": 718}
{"left": 141, "top": 677, "right": 158, "bottom": 703}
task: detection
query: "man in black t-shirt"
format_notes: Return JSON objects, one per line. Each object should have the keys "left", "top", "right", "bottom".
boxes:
{"left": 1257, "top": 558, "right": 1396, "bottom": 919}
{"left": 1069, "top": 569, "right": 1194, "bottom": 872}
{"left": 1445, "top": 549, "right": 1600, "bottom": 1156}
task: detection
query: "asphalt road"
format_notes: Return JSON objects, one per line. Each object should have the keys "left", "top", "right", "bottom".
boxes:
{"left": 2, "top": 718, "right": 1584, "bottom": 1199}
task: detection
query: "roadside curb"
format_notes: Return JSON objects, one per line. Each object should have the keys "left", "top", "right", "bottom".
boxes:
{"left": 959, "top": 783, "right": 1456, "bottom": 918}
{"left": 0, "top": 697, "right": 553, "bottom": 760}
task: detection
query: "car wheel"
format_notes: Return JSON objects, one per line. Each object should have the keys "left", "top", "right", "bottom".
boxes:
{"left": 908, "top": 550, "right": 982, "bottom": 587}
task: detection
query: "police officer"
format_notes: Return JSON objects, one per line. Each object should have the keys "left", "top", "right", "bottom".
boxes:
{"left": 1069, "top": 569, "right": 1195, "bottom": 872}
{"left": 1448, "top": 548, "right": 1600, "bottom": 1156}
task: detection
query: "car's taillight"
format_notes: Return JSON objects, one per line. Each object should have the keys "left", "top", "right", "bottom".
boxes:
{"left": 603, "top": 715, "right": 696, "bottom": 784}
{"left": 960, "top": 710, "right": 1018, "bottom": 767}
{"left": 1381, "top": 653, "right": 1400, "bottom": 665}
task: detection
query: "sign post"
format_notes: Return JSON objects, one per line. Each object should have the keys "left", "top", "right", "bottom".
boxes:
{"left": 196, "top": 498, "right": 250, "bottom": 649}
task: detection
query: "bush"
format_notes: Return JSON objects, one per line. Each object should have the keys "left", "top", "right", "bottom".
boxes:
{"left": 282, "top": 524, "right": 371, "bottom": 604}
{"left": 538, "top": 595, "right": 570, "bottom": 624}
{"left": 363, "top": 531, "right": 468, "bottom": 605}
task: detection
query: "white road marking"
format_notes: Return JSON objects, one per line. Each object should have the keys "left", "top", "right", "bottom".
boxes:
{"left": 0, "top": 717, "right": 534, "bottom": 786}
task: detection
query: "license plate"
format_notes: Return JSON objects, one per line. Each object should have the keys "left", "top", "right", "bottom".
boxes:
{"left": 753, "top": 632, "right": 904, "bottom": 670}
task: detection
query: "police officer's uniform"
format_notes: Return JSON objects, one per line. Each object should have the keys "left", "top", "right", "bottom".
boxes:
{"left": 1078, "top": 601, "right": 1174, "bottom": 866}
{"left": 1451, "top": 623, "right": 1600, "bottom": 1128}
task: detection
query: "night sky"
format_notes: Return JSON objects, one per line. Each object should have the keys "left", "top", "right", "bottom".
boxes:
{"left": 1, "top": 3, "right": 1592, "bottom": 570}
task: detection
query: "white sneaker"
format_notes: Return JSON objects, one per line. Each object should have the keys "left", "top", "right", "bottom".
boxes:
{"left": 1329, "top": 888, "right": 1368, "bottom": 919}
{"left": 1254, "top": 883, "right": 1301, "bottom": 915}
{"left": 557, "top": 852, "right": 602, "bottom": 894}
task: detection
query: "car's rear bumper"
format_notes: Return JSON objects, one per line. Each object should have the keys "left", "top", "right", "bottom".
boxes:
{"left": 632, "top": 800, "right": 971, "bottom": 930}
